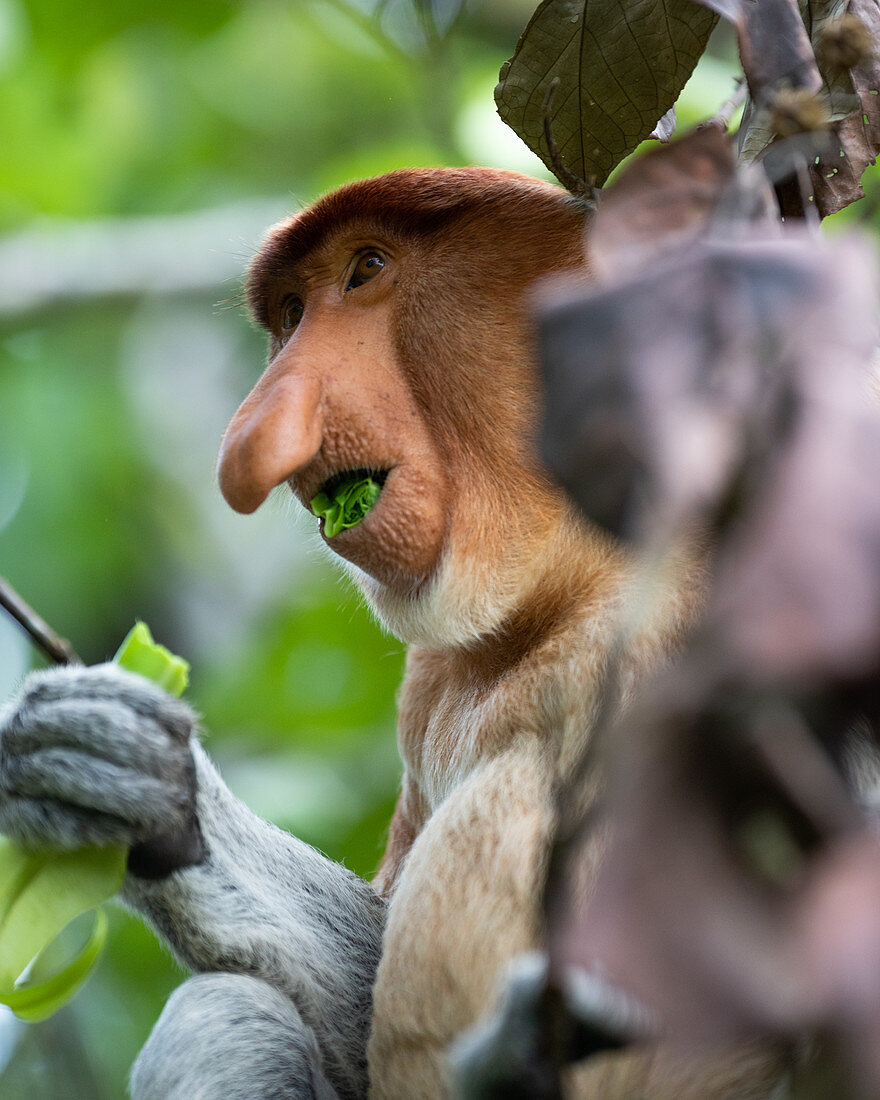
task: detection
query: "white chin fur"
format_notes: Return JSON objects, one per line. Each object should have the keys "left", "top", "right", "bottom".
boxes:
{"left": 336, "top": 548, "right": 526, "bottom": 649}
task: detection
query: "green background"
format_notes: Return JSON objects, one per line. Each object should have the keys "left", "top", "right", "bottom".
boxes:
{"left": 0, "top": 2, "right": 873, "bottom": 1095}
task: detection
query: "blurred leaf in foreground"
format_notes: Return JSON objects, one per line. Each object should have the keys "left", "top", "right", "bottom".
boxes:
{"left": 536, "top": 126, "right": 880, "bottom": 1089}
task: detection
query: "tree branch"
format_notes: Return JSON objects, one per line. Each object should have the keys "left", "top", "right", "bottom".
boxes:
{"left": 0, "top": 574, "right": 82, "bottom": 666}
{"left": 700, "top": 77, "right": 747, "bottom": 133}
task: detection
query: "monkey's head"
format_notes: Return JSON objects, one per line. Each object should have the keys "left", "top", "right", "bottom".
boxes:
{"left": 218, "top": 168, "right": 590, "bottom": 645}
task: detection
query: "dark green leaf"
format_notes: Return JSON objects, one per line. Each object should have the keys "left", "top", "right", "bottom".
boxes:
{"left": 494, "top": 0, "right": 718, "bottom": 189}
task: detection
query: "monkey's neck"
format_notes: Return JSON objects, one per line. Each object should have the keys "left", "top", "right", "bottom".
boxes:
{"left": 393, "top": 516, "right": 621, "bottom": 824}
{"left": 396, "top": 508, "right": 704, "bottom": 818}
{"left": 456, "top": 524, "right": 622, "bottom": 687}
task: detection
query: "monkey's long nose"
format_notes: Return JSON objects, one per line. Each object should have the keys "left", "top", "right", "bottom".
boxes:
{"left": 217, "top": 372, "right": 323, "bottom": 514}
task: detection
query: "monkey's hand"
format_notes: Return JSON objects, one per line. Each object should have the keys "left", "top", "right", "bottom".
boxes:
{"left": 1, "top": 663, "right": 384, "bottom": 1098}
{"left": 451, "top": 953, "right": 654, "bottom": 1098}
{"left": 0, "top": 664, "right": 203, "bottom": 878}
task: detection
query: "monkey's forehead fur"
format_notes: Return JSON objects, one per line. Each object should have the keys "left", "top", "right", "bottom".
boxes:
{"left": 246, "top": 166, "right": 582, "bottom": 329}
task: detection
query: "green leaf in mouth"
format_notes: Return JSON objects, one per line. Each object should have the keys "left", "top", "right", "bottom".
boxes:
{"left": 310, "top": 475, "right": 382, "bottom": 538}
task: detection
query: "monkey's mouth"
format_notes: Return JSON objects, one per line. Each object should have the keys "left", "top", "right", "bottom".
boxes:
{"left": 310, "top": 467, "right": 390, "bottom": 538}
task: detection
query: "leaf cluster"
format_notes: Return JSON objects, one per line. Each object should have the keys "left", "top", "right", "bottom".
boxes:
{"left": 497, "top": 0, "right": 880, "bottom": 217}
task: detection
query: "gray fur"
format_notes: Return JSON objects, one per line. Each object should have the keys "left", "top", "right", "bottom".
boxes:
{"left": 131, "top": 974, "right": 339, "bottom": 1100}
{"left": 0, "top": 664, "right": 386, "bottom": 1099}
{"left": 0, "top": 665, "right": 195, "bottom": 849}
{"left": 125, "top": 742, "right": 385, "bottom": 1098}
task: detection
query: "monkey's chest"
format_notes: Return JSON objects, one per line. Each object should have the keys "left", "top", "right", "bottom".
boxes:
{"left": 407, "top": 684, "right": 544, "bottom": 815}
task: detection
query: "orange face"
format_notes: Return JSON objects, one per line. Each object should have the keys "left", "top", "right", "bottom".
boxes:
{"left": 218, "top": 230, "right": 451, "bottom": 590}
{"left": 218, "top": 168, "right": 588, "bottom": 600}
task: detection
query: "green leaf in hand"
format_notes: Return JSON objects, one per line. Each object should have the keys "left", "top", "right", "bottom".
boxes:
{"left": 311, "top": 475, "right": 382, "bottom": 538}
{"left": 0, "top": 622, "right": 189, "bottom": 1021}
{"left": 0, "top": 841, "right": 123, "bottom": 1021}
{"left": 114, "top": 621, "right": 189, "bottom": 696}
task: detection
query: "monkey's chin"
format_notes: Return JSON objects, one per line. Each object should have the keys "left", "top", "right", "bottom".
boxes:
{"left": 317, "top": 466, "right": 449, "bottom": 596}
{"left": 331, "top": 502, "right": 545, "bottom": 649}
{"left": 344, "top": 544, "right": 520, "bottom": 649}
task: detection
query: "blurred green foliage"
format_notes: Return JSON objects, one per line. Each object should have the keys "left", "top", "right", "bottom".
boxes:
{"left": 1, "top": 1, "right": 878, "bottom": 1096}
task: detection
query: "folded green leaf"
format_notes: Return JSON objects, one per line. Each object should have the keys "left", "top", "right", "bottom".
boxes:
{"left": 0, "top": 841, "right": 123, "bottom": 1020}
{"left": 1, "top": 910, "right": 109, "bottom": 1023}
{"left": 311, "top": 476, "right": 382, "bottom": 538}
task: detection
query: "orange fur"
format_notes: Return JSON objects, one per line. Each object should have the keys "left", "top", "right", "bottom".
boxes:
{"left": 223, "top": 167, "right": 776, "bottom": 1097}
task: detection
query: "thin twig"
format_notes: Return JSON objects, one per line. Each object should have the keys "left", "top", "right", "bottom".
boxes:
{"left": 319, "top": 0, "right": 466, "bottom": 165}
{"left": 542, "top": 78, "right": 596, "bottom": 203}
{"left": 0, "top": 573, "right": 82, "bottom": 665}
{"left": 316, "top": 0, "right": 409, "bottom": 63}
{"left": 700, "top": 77, "right": 748, "bottom": 133}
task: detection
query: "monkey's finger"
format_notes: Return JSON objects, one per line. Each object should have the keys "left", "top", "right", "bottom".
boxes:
{"left": 2, "top": 700, "right": 187, "bottom": 777}
{"left": 1, "top": 750, "right": 191, "bottom": 835}
{"left": 0, "top": 797, "right": 134, "bottom": 851}
{"left": 14, "top": 665, "right": 194, "bottom": 742}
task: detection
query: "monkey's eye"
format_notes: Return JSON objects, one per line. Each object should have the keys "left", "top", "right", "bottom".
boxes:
{"left": 280, "top": 296, "right": 304, "bottom": 336}
{"left": 346, "top": 251, "right": 385, "bottom": 291}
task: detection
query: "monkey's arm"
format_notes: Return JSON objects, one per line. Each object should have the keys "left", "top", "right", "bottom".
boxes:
{"left": 126, "top": 740, "right": 385, "bottom": 1099}
{"left": 127, "top": 742, "right": 384, "bottom": 1002}
{"left": 0, "top": 664, "right": 385, "bottom": 1097}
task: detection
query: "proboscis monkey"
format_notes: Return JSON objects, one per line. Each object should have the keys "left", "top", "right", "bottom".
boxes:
{"left": 0, "top": 168, "right": 779, "bottom": 1098}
